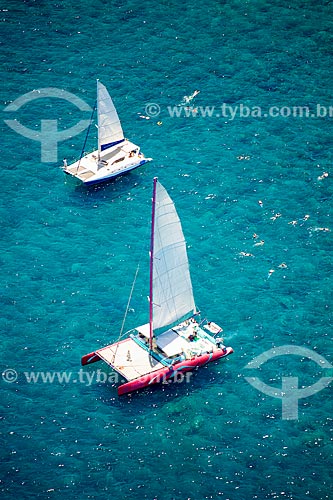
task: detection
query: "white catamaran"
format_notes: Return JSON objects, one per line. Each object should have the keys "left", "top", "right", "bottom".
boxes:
{"left": 62, "top": 80, "right": 152, "bottom": 185}
{"left": 82, "top": 178, "right": 233, "bottom": 395}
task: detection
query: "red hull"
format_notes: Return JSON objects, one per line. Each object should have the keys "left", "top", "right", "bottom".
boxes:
{"left": 117, "top": 346, "right": 233, "bottom": 395}
{"left": 81, "top": 352, "right": 101, "bottom": 365}
{"left": 81, "top": 346, "right": 233, "bottom": 396}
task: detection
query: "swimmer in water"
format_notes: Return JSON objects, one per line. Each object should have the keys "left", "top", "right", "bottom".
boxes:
{"left": 253, "top": 240, "right": 265, "bottom": 247}
{"left": 317, "top": 172, "right": 328, "bottom": 180}
{"left": 239, "top": 251, "right": 254, "bottom": 257}
{"left": 180, "top": 90, "right": 200, "bottom": 106}
{"left": 187, "top": 90, "right": 200, "bottom": 101}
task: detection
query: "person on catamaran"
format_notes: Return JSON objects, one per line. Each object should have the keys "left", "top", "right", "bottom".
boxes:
{"left": 188, "top": 326, "right": 198, "bottom": 342}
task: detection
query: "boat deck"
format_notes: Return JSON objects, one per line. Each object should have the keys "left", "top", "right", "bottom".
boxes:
{"left": 63, "top": 140, "right": 150, "bottom": 183}
{"left": 64, "top": 155, "right": 97, "bottom": 182}
{"left": 96, "top": 338, "right": 164, "bottom": 382}
{"left": 136, "top": 320, "right": 219, "bottom": 359}
{"left": 95, "top": 319, "right": 224, "bottom": 382}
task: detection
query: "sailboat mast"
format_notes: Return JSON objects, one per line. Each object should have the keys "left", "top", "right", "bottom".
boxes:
{"left": 96, "top": 79, "right": 100, "bottom": 160}
{"left": 149, "top": 177, "right": 158, "bottom": 350}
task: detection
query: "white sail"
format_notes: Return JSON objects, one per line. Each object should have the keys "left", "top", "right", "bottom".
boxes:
{"left": 97, "top": 80, "right": 124, "bottom": 153}
{"left": 152, "top": 181, "right": 196, "bottom": 331}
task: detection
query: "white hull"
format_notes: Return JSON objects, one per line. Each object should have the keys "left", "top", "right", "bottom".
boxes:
{"left": 63, "top": 140, "right": 152, "bottom": 185}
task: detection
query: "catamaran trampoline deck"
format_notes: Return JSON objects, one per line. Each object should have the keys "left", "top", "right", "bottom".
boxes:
{"left": 96, "top": 338, "right": 165, "bottom": 381}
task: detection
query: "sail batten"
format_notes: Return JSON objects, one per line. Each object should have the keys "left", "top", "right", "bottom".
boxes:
{"left": 152, "top": 180, "right": 195, "bottom": 332}
{"left": 97, "top": 80, "right": 124, "bottom": 153}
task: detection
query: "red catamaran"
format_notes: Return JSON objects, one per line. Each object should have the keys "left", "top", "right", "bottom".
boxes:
{"left": 82, "top": 177, "right": 233, "bottom": 395}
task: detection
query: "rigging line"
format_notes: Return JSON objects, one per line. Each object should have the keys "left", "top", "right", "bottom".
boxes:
{"left": 111, "top": 262, "right": 140, "bottom": 364}
{"left": 76, "top": 100, "right": 96, "bottom": 173}
{"left": 111, "top": 208, "right": 151, "bottom": 364}
{"left": 119, "top": 263, "right": 140, "bottom": 340}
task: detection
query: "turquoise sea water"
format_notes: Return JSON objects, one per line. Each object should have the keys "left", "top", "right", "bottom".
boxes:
{"left": 1, "top": 0, "right": 332, "bottom": 499}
